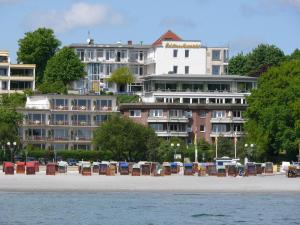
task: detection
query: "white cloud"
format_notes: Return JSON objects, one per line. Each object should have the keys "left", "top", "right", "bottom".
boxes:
{"left": 159, "top": 18, "right": 196, "bottom": 29}
{"left": 23, "top": 2, "right": 125, "bottom": 32}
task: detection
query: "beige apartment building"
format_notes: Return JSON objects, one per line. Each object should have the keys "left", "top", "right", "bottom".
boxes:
{"left": 0, "top": 50, "right": 35, "bottom": 94}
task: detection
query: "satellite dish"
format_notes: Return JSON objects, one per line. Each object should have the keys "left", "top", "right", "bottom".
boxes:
{"left": 87, "top": 38, "right": 91, "bottom": 44}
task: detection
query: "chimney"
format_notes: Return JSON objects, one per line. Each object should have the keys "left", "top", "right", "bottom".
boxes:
{"left": 127, "top": 40, "right": 132, "bottom": 45}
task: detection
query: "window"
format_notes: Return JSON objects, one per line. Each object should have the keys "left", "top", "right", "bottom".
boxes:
{"left": 212, "top": 124, "right": 230, "bottom": 132}
{"left": 76, "top": 49, "right": 84, "bottom": 61}
{"left": 173, "top": 66, "right": 178, "bottom": 74}
{"left": 173, "top": 49, "right": 178, "bottom": 57}
{"left": 212, "top": 50, "right": 221, "bottom": 61}
{"left": 199, "top": 111, "right": 206, "bottom": 118}
{"left": 185, "top": 66, "right": 189, "bottom": 74}
{"left": 1, "top": 81, "right": 7, "bottom": 90}
{"left": 185, "top": 50, "right": 189, "bottom": 58}
{"left": 121, "top": 50, "right": 127, "bottom": 59}
{"left": 212, "top": 65, "right": 220, "bottom": 75}
{"left": 0, "top": 69, "right": 7, "bottom": 76}
{"left": 170, "top": 110, "right": 183, "bottom": 118}
{"left": 200, "top": 125, "right": 205, "bottom": 132}
{"left": 150, "top": 123, "right": 164, "bottom": 131}
{"left": 233, "top": 110, "right": 242, "bottom": 118}
{"left": 96, "top": 49, "right": 103, "bottom": 58}
{"left": 149, "top": 109, "right": 163, "bottom": 117}
{"left": 212, "top": 111, "right": 225, "bottom": 118}
{"left": 129, "top": 110, "right": 141, "bottom": 117}
{"left": 139, "top": 51, "right": 144, "bottom": 61}
{"left": 10, "top": 81, "right": 32, "bottom": 90}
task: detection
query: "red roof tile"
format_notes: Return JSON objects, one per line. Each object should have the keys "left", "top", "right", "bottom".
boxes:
{"left": 152, "top": 30, "right": 182, "bottom": 46}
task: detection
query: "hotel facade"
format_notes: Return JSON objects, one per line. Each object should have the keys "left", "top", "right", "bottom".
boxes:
{"left": 69, "top": 30, "right": 229, "bottom": 94}
{"left": 16, "top": 31, "right": 256, "bottom": 149}
{"left": 17, "top": 95, "right": 118, "bottom": 150}
{"left": 0, "top": 50, "right": 35, "bottom": 94}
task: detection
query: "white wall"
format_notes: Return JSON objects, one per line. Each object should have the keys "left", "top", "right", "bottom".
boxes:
{"left": 151, "top": 41, "right": 206, "bottom": 75}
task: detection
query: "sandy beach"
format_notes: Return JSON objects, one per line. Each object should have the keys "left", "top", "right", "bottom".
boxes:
{"left": 0, "top": 169, "right": 299, "bottom": 193}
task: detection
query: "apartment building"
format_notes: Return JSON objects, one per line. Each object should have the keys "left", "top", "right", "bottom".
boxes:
{"left": 69, "top": 30, "right": 228, "bottom": 94}
{"left": 17, "top": 94, "right": 118, "bottom": 150}
{"left": 120, "top": 74, "right": 257, "bottom": 143}
{"left": 0, "top": 50, "right": 35, "bottom": 94}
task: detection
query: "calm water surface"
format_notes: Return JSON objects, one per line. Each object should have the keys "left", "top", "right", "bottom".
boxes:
{"left": 0, "top": 192, "right": 299, "bottom": 225}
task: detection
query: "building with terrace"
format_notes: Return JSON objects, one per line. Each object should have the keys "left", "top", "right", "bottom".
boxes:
{"left": 120, "top": 74, "right": 257, "bottom": 144}
{"left": 17, "top": 94, "right": 118, "bottom": 150}
{"left": 69, "top": 30, "right": 228, "bottom": 94}
{"left": 0, "top": 50, "right": 35, "bottom": 94}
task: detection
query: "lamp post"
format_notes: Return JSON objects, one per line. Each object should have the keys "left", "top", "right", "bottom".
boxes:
{"left": 171, "top": 143, "right": 180, "bottom": 162}
{"left": 7, "top": 142, "right": 16, "bottom": 162}
{"left": 244, "top": 143, "right": 255, "bottom": 162}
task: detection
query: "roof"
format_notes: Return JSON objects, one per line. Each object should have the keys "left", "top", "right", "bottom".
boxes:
{"left": 152, "top": 30, "right": 182, "bottom": 46}
{"left": 69, "top": 43, "right": 151, "bottom": 49}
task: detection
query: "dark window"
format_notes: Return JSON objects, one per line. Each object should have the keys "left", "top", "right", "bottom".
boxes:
{"left": 173, "top": 66, "right": 178, "bottom": 74}
{"left": 173, "top": 49, "right": 178, "bottom": 57}
{"left": 199, "top": 111, "right": 206, "bottom": 118}
{"left": 185, "top": 66, "right": 189, "bottom": 74}
{"left": 200, "top": 125, "right": 205, "bottom": 132}
{"left": 185, "top": 50, "right": 189, "bottom": 58}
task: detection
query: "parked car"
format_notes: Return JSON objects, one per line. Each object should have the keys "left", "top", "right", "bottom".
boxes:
{"left": 67, "top": 158, "right": 77, "bottom": 166}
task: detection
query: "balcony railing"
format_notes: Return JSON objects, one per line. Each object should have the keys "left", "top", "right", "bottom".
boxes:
{"left": 53, "top": 105, "right": 69, "bottom": 110}
{"left": 26, "top": 120, "right": 46, "bottom": 125}
{"left": 94, "top": 106, "right": 112, "bottom": 111}
{"left": 26, "top": 136, "right": 46, "bottom": 141}
{"left": 71, "top": 105, "right": 91, "bottom": 111}
{"left": 72, "top": 121, "right": 91, "bottom": 126}
{"left": 50, "top": 121, "right": 69, "bottom": 126}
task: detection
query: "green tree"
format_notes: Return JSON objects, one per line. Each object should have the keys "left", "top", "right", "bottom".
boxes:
{"left": 245, "top": 44, "right": 285, "bottom": 76}
{"left": 212, "top": 136, "right": 235, "bottom": 158}
{"left": 228, "top": 53, "right": 248, "bottom": 75}
{"left": 156, "top": 138, "right": 186, "bottom": 162}
{"left": 44, "top": 47, "right": 85, "bottom": 86}
{"left": 228, "top": 44, "right": 286, "bottom": 76}
{"left": 245, "top": 60, "right": 300, "bottom": 162}
{"left": 93, "top": 115, "right": 159, "bottom": 162}
{"left": 288, "top": 49, "right": 300, "bottom": 61}
{"left": 17, "top": 28, "right": 61, "bottom": 85}
{"left": 108, "top": 67, "right": 134, "bottom": 92}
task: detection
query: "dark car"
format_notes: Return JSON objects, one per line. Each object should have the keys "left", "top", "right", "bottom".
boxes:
{"left": 67, "top": 158, "right": 77, "bottom": 166}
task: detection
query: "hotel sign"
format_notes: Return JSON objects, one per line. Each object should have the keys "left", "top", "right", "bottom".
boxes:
{"left": 165, "top": 43, "right": 200, "bottom": 48}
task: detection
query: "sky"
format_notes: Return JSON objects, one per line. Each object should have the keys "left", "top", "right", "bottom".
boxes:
{"left": 0, "top": 0, "right": 300, "bottom": 63}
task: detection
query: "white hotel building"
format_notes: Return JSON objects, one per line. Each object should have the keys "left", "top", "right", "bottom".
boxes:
{"left": 69, "top": 30, "right": 229, "bottom": 94}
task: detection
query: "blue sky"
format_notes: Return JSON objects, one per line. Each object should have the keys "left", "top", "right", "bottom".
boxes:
{"left": 1, "top": 0, "right": 299, "bottom": 63}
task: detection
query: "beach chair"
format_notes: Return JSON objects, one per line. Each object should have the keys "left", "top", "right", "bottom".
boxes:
{"left": 46, "top": 163, "right": 56, "bottom": 175}
{"left": 163, "top": 162, "right": 171, "bottom": 176}
{"left": 16, "top": 162, "right": 26, "bottom": 174}
{"left": 92, "top": 162, "right": 100, "bottom": 173}
{"left": 4, "top": 162, "right": 14, "bottom": 175}
{"left": 119, "top": 162, "right": 129, "bottom": 175}
{"left": 26, "top": 162, "right": 36, "bottom": 175}
{"left": 184, "top": 163, "right": 193, "bottom": 175}
{"left": 58, "top": 161, "right": 68, "bottom": 174}
{"left": 132, "top": 164, "right": 141, "bottom": 176}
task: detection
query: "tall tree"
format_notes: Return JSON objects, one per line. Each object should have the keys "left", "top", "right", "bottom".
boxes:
{"left": 228, "top": 53, "right": 248, "bottom": 75}
{"left": 17, "top": 28, "right": 61, "bottom": 85}
{"left": 289, "top": 49, "right": 300, "bottom": 61}
{"left": 40, "top": 47, "right": 85, "bottom": 94}
{"left": 93, "top": 115, "right": 159, "bottom": 162}
{"left": 228, "top": 44, "right": 286, "bottom": 76}
{"left": 245, "top": 60, "right": 300, "bottom": 162}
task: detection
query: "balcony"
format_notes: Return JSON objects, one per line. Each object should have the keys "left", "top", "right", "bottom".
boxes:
{"left": 26, "top": 120, "right": 46, "bottom": 126}
{"left": 71, "top": 105, "right": 90, "bottom": 111}
{"left": 155, "top": 131, "right": 188, "bottom": 137}
{"left": 210, "top": 131, "right": 244, "bottom": 138}
{"left": 50, "top": 120, "right": 69, "bottom": 126}
{"left": 53, "top": 105, "right": 69, "bottom": 110}
{"left": 26, "top": 136, "right": 46, "bottom": 141}
{"left": 210, "top": 117, "right": 245, "bottom": 123}
{"left": 72, "top": 121, "right": 91, "bottom": 126}
{"left": 94, "top": 106, "right": 112, "bottom": 111}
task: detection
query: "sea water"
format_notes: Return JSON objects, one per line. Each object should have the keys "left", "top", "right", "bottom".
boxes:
{"left": 0, "top": 192, "right": 299, "bottom": 225}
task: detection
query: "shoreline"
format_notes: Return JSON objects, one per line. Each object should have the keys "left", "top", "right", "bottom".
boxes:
{"left": 0, "top": 172, "right": 299, "bottom": 193}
